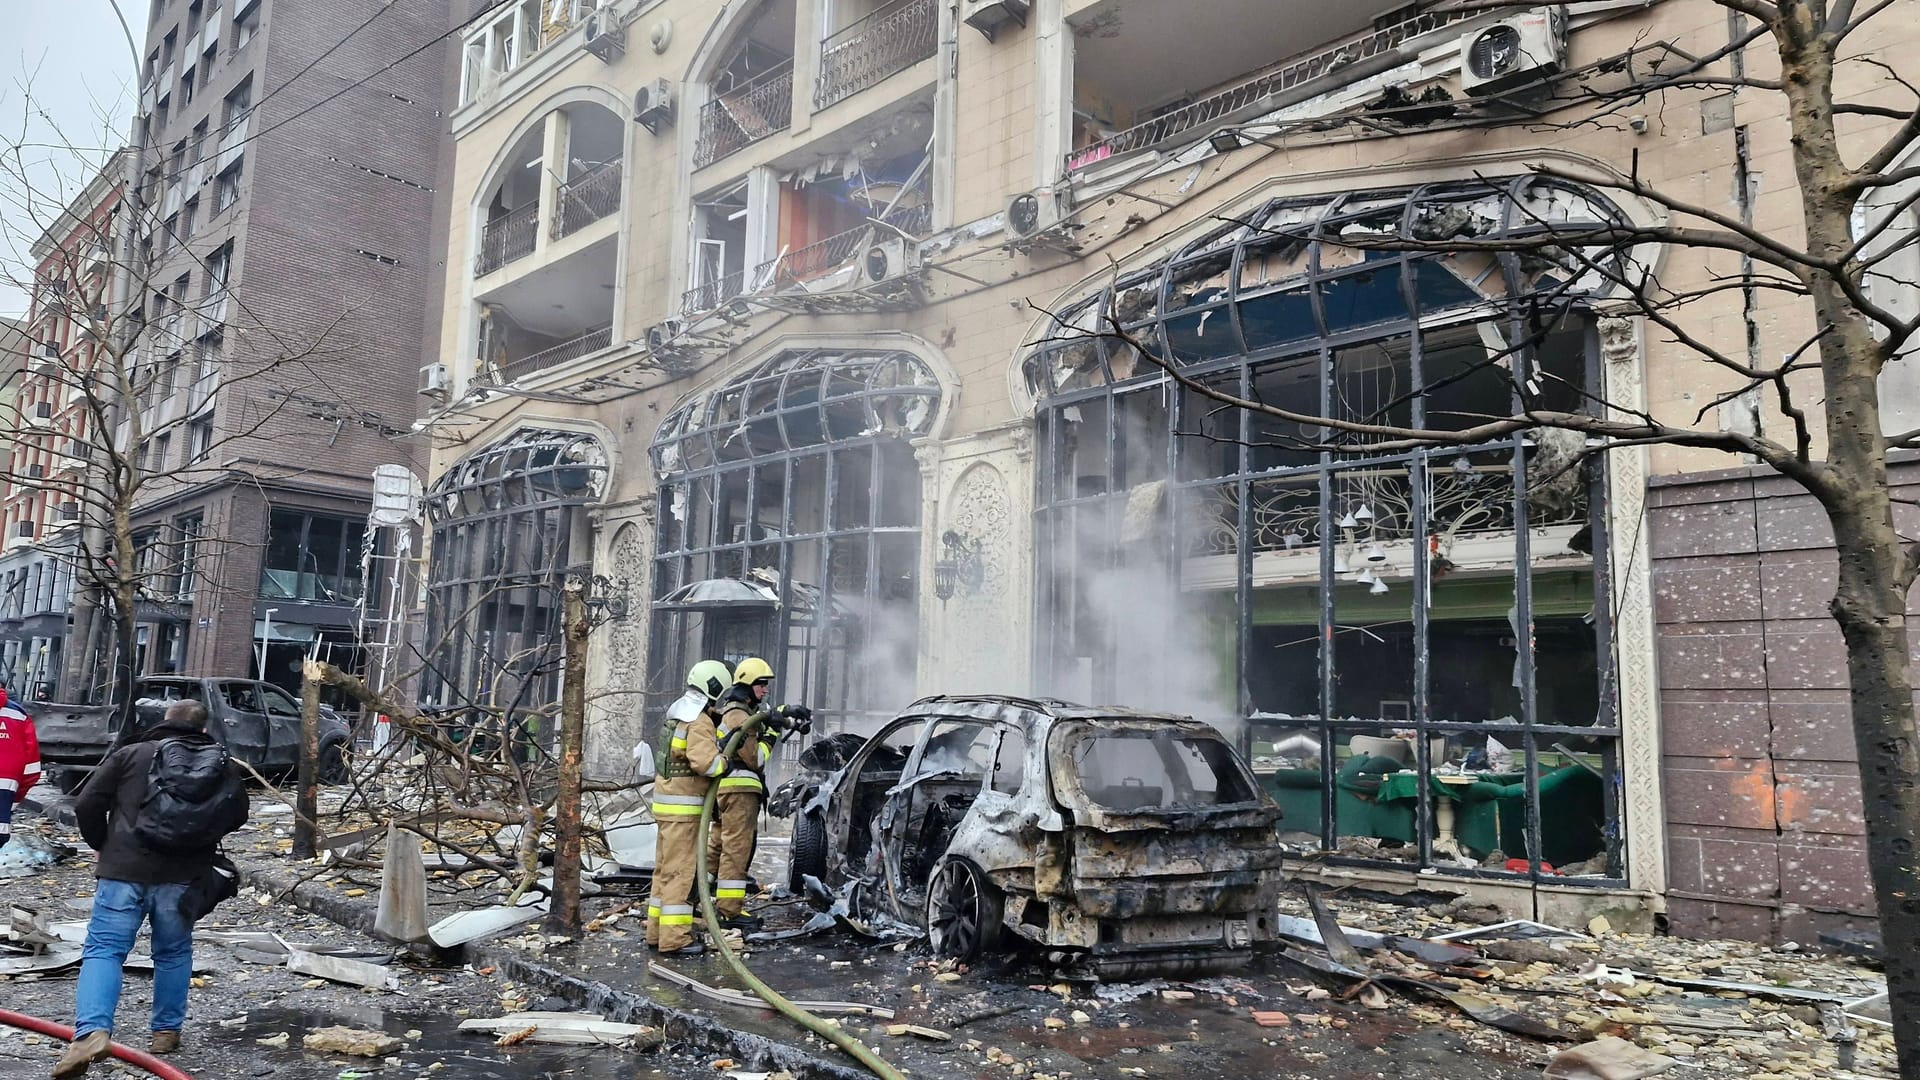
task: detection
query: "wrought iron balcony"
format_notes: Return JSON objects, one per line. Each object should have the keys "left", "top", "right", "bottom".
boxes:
{"left": 682, "top": 268, "right": 751, "bottom": 315}
{"left": 763, "top": 204, "right": 932, "bottom": 289}
{"left": 498, "top": 325, "right": 614, "bottom": 382}
{"left": 474, "top": 202, "right": 538, "bottom": 276}
{"left": 1066, "top": 7, "right": 1476, "bottom": 173}
{"left": 552, "top": 162, "right": 623, "bottom": 239}
{"left": 814, "top": 0, "right": 937, "bottom": 111}
{"left": 694, "top": 59, "right": 794, "bottom": 170}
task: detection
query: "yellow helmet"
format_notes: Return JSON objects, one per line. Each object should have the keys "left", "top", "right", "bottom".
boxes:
{"left": 733, "top": 657, "right": 774, "bottom": 686}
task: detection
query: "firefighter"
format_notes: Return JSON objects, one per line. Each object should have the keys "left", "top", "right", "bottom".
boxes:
{"left": 647, "top": 660, "right": 733, "bottom": 955}
{"left": 708, "top": 658, "right": 810, "bottom": 930}
{"left": 0, "top": 687, "right": 41, "bottom": 850}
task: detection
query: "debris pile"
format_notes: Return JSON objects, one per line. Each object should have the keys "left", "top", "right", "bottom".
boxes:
{"left": 1269, "top": 890, "right": 1891, "bottom": 1078}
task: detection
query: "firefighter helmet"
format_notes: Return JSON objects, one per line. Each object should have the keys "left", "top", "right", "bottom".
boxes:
{"left": 687, "top": 660, "right": 733, "bottom": 702}
{"left": 732, "top": 657, "right": 775, "bottom": 686}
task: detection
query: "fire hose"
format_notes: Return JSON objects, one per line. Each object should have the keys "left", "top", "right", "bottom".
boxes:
{"left": 0, "top": 1009, "right": 196, "bottom": 1080}
{"left": 694, "top": 718, "right": 907, "bottom": 1080}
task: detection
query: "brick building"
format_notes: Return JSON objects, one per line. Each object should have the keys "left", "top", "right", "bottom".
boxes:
{"left": 101, "top": 0, "right": 452, "bottom": 692}
{"left": 0, "top": 156, "right": 128, "bottom": 698}
{"left": 410, "top": 0, "right": 1909, "bottom": 943}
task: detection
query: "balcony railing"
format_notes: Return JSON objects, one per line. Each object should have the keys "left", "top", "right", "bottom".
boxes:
{"left": 814, "top": 0, "right": 938, "bottom": 110}
{"left": 552, "top": 162, "right": 623, "bottom": 239}
{"left": 765, "top": 205, "right": 933, "bottom": 288}
{"left": 682, "top": 269, "right": 752, "bottom": 315}
{"left": 683, "top": 205, "right": 933, "bottom": 313}
{"left": 499, "top": 324, "right": 614, "bottom": 382}
{"left": 695, "top": 59, "right": 795, "bottom": 169}
{"left": 474, "top": 202, "right": 539, "bottom": 276}
{"left": 1066, "top": 7, "right": 1477, "bottom": 173}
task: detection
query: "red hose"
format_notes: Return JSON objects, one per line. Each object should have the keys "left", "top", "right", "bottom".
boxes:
{"left": 0, "top": 1008, "right": 196, "bottom": 1080}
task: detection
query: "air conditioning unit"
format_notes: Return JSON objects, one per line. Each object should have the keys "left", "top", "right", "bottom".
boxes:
{"left": 1458, "top": 7, "right": 1567, "bottom": 96}
{"left": 583, "top": 9, "right": 627, "bottom": 63}
{"left": 962, "top": 0, "right": 1029, "bottom": 42}
{"left": 27, "top": 403, "right": 54, "bottom": 428}
{"left": 862, "top": 236, "right": 921, "bottom": 286}
{"left": 645, "top": 318, "right": 684, "bottom": 354}
{"left": 419, "top": 362, "right": 450, "bottom": 399}
{"left": 1004, "top": 186, "right": 1079, "bottom": 251}
{"left": 634, "top": 78, "right": 676, "bottom": 135}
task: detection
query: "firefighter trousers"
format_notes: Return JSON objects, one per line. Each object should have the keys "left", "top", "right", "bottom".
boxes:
{"left": 648, "top": 814, "right": 702, "bottom": 951}
{"left": 708, "top": 787, "right": 762, "bottom": 918}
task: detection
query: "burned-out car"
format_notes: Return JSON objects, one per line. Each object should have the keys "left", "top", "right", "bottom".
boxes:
{"left": 784, "top": 696, "right": 1285, "bottom": 978}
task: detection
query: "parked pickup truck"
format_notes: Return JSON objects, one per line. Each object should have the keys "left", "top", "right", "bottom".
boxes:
{"left": 32, "top": 676, "right": 351, "bottom": 792}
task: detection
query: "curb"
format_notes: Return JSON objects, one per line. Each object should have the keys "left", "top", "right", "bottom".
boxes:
{"left": 239, "top": 864, "right": 868, "bottom": 1080}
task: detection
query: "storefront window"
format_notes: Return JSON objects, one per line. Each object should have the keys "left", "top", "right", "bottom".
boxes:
{"left": 1030, "top": 177, "right": 1628, "bottom": 883}
{"left": 649, "top": 349, "right": 939, "bottom": 734}
{"left": 423, "top": 428, "right": 608, "bottom": 722}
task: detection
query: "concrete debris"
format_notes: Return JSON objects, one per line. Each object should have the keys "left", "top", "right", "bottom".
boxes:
{"left": 287, "top": 948, "right": 400, "bottom": 991}
{"left": 1543, "top": 1035, "right": 1676, "bottom": 1079}
{"left": 256, "top": 1032, "right": 291, "bottom": 1048}
{"left": 884, "top": 1023, "right": 951, "bottom": 1041}
{"left": 301, "top": 1026, "right": 404, "bottom": 1057}
{"left": 457, "top": 1012, "right": 661, "bottom": 1049}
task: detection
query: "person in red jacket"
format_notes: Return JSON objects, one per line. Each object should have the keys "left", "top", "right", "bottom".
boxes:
{"left": 0, "top": 686, "right": 42, "bottom": 849}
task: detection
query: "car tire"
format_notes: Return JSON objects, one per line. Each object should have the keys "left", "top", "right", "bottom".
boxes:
{"left": 789, "top": 809, "right": 828, "bottom": 894}
{"left": 926, "top": 856, "right": 1004, "bottom": 963}
{"left": 317, "top": 737, "right": 350, "bottom": 785}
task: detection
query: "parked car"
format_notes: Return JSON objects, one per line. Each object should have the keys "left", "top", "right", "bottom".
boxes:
{"left": 33, "top": 676, "right": 351, "bottom": 792}
{"left": 785, "top": 695, "right": 1286, "bottom": 979}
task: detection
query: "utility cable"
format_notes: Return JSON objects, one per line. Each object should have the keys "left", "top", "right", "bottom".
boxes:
{"left": 693, "top": 718, "right": 907, "bottom": 1080}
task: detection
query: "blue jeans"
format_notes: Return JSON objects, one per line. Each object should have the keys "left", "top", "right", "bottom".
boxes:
{"left": 74, "top": 879, "right": 194, "bottom": 1037}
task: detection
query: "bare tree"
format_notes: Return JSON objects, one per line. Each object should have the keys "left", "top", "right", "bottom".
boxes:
{"left": 1032, "top": 1, "right": 1920, "bottom": 1067}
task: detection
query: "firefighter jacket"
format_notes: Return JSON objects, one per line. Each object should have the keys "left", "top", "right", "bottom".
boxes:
{"left": 651, "top": 689, "right": 728, "bottom": 820}
{"left": 0, "top": 696, "right": 40, "bottom": 801}
{"left": 715, "top": 696, "right": 776, "bottom": 798}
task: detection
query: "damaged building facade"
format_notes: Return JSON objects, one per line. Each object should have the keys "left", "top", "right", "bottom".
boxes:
{"left": 419, "top": 0, "right": 1904, "bottom": 943}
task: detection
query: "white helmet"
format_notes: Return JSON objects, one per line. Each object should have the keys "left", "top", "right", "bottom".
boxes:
{"left": 687, "top": 660, "right": 732, "bottom": 703}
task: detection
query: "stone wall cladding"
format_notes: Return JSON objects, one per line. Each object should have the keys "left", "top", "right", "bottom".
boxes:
{"left": 1648, "top": 463, "right": 1909, "bottom": 943}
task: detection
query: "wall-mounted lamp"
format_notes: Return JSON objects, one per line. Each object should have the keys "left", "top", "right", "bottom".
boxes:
{"left": 933, "top": 529, "right": 985, "bottom": 602}
{"left": 587, "top": 574, "right": 630, "bottom": 620}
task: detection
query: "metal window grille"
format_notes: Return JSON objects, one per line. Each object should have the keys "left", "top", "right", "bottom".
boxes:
{"left": 1029, "top": 177, "right": 1631, "bottom": 885}
{"left": 474, "top": 202, "right": 539, "bottom": 276}
{"left": 552, "top": 162, "right": 623, "bottom": 239}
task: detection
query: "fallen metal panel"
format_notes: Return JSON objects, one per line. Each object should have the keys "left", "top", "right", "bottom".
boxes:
{"left": 646, "top": 961, "right": 896, "bottom": 1019}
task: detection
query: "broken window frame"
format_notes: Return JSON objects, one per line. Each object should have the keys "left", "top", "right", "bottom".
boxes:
{"left": 1030, "top": 177, "right": 1630, "bottom": 886}
{"left": 648, "top": 348, "right": 940, "bottom": 735}
{"left": 422, "top": 428, "right": 609, "bottom": 737}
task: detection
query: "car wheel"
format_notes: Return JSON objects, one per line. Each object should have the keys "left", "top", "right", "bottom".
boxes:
{"left": 926, "top": 856, "right": 1004, "bottom": 963}
{"left": 789, "top": 809, "right": 828, "bottom": 894}
{"left": 317, "top": 738, "right": 350, "bottom": 785}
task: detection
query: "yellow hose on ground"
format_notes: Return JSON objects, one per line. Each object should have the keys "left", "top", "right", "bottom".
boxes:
{"left": 694, "top": 720, "right": 908, "bottom": 1080}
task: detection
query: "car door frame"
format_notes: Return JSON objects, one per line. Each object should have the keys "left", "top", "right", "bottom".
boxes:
{"left": 872, "top": 714, "right": 1003, "bottom": 911}
{"left": 215, "top": 680, "right": 275, "bottom": 767}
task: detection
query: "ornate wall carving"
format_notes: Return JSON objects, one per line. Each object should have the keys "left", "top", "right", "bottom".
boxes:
{"left": 589, "top": 519, "right": 650, "bottom": 776}
{"left": 940, "top": 463, "right": 1016, "bottom": 690}
{"left": 1601, "top": 315, "right": 1667, "bottom": 896}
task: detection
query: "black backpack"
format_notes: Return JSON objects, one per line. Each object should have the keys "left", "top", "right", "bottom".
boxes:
{"left": 131, "top": 738, "right": 245, "bottom": 853}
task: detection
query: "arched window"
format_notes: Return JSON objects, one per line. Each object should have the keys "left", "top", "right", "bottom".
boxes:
{"left": 423, "top": 428, "right": 608, "bottom": 724}
{"left": 1027, "top": 176, "right": 1631, "bottom": 883}
{"left": 649, "top": 348, "right": 939, "bottom": 729}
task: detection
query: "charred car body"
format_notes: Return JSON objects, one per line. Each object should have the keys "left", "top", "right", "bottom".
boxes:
{"left": 781, "top": 696, "right": 1285, "bottom": 979}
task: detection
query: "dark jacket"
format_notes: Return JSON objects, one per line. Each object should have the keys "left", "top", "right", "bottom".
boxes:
{"left": 74, "top": 720, "right": 249, "bottom": 884}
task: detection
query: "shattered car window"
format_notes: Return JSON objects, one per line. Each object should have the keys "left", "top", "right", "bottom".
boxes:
{"left": 914, "top": 720, "right": 996, "bottom": 781}
{"left": 1070, "top": 732, "right": 1258, "bottom": 811}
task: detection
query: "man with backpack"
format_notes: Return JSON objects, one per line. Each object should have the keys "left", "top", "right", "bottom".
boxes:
{"left": 53, "top": 699, "right": 249, "bottom": 1078}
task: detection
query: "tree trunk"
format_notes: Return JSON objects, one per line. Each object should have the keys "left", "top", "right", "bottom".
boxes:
{"left": 293, "top": 661, "right": 322, "bottom": 860}
{"left": 546, "top": 579, "right": 588, "bottom": 934}
{"left": 1830, "top": 496, "right": 1920, "bottom": 1080}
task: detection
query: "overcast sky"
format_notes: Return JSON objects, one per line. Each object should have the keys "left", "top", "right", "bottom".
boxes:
{"left": 0, "top": 1, "right": 149, "bottom": 320}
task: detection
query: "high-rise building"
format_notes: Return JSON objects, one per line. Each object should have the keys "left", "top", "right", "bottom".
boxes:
{"left": 106, "top": 0, "right": 451, "bottom": 690}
